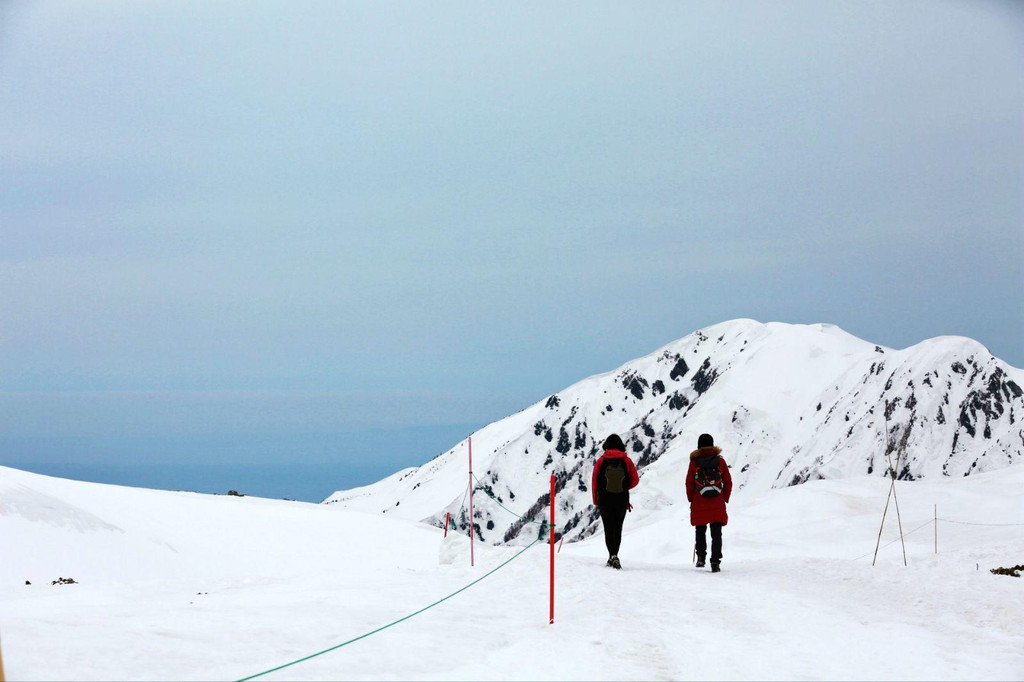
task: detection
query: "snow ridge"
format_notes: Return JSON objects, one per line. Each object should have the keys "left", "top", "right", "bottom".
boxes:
{"left": 325, "top": 320, "right": 1023, "bottom": 546}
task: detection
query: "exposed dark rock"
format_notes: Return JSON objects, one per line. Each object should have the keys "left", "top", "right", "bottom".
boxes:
{"left": 622, "top": 372, "right": 649, "bottom": 400}
{"left": 560, "top": 406, "right": 579, "bottom": 428}
{"left": 636, "top": 438, "right": 662, "bottom": 468}
{"left": 668, "top": 392, "right": 689, "bottom": 410}
{"left": 556, "top": 427, "right": 571, "bottom": 454}
{"left": 884, "top": 398, "right": 902, "bottom": 420}
{"left": 669, "top": 357, "right": 690, "bottom": 381}
{"left": 574, "top": 422, "right": 588, "bottom": 450}
{"left": 691, "top": 358, "right": 719, "bottom": 395}
{"left": 959, "top": 408, "right": 976, "bottom": 437}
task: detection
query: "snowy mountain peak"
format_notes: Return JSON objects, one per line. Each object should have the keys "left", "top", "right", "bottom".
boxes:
{"left": 325, "top": 321, "right": 1023, "bottom": 546}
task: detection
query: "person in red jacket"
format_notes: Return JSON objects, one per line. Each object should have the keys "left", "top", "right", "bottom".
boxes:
{"left": 685, "top": 433, "right": 732, "bottom": 572}
{"left": 592, "top": 434, "right": 639, "bottom": 569}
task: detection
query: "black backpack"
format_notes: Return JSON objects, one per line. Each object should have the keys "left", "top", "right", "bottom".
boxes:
{"left": 603, "top": 459, "right": 627, "bottom": 494}
{"left": 694, "top": 454, "right": 723, "bottom": 498}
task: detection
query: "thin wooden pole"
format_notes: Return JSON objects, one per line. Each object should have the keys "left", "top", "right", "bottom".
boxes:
{"left": 549, "top": 474, "right": 555, "bottom": 625}
{"left": 444, "top": 511, "right": 450, "bottom": 538}
{"left": 873, "top": 416, "right": 893, "bottom": 567}
{"left": 890, "top": 474, "right": 907, "bottom": 566}
{"left": 887, "top": 449, "right": 907, "bottom": 566}
{"left": 872, "top": 478, "right": 895, "bottom": 566}
{"left": 468, "top": 437, "right": 474, "bottom": 568}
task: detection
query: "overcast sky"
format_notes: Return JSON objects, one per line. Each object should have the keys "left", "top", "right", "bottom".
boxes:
{"left": 2, "top": 1, "right": 1021, "bottom": 482}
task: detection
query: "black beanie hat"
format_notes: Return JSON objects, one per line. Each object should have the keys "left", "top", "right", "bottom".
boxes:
{"left": 603, "top": 434, "right": 625, "bottom": 451}
{"left": 698, "top": 433, "right": 715, "bottom": 448}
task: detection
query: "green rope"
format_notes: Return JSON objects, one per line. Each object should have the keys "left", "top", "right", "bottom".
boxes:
{"left": 852, "top": 519, "right": 933, "bottom": 562}
{"left": 236, "top": 538, "right": 542, "bottom": 681}
{"left": 938, "top": 518, "right": 1024, "bottom": 527}
{"left": 472, "top": 472, "right": 553, "bottom": 527}
{"left": 457, "top": 480, "right": 471, "bottom": 522}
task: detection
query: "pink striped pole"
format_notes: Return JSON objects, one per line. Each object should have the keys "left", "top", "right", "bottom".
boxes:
{"left": 468, "top": 437, "right": 475, "bottom": 567}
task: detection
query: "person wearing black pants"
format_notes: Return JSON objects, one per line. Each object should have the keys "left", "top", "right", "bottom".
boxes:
{"left": 591, "top": 434, "right": 639, "bottom": 569}
{"left": 599, "top": 495, "right": 630, "bottom": 559}
{"left": 695, "top": 522, "right": 724, "bottom": 567}
{"left": 685, "top": 433, "right": 733, "bottom": 572}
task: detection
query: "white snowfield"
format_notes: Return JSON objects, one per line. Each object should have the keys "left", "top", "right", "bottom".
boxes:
{"left": 2, "top": 463, "right": 1022, "bottom": 681}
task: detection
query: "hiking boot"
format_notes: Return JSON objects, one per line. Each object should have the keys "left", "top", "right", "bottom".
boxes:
{"left": 711, "top": 563, "right": 721, "bottom": 573}
{"left": 606, "top": 557, "right": 614, "bottom": 567}
{"left": 695, "top": 557, "right": 706, "bottom": 568}
{"left": 610, "top": 555, "right": 622, "bottom": 570}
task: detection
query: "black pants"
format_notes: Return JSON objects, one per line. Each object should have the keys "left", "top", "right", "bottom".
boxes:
{"left": 695, "top": 523, "right": 723, "bottom": 564}
{"left": 599, "top": 495, "right": 629, "bottom": 557}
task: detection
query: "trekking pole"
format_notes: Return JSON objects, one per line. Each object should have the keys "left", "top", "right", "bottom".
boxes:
{"left": 444, "top": 512, "right": 450, "bottom": 538}
{"left": 692, "top": 546, "right": 696, "bottom": 565}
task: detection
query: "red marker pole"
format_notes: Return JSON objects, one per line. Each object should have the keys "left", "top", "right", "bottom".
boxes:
{"left": 468, "top": 437, "right": 475, "bottom": 568}
{"left": 549, "top": 474, "right": 555, "bottom": 625}
{"left": 444, "top": 512, "right": 450, "bottom": 538}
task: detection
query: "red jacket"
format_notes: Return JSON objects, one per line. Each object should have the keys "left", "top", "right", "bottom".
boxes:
{"left": 685, "top": 446, "right": 732, "bottom": 526}
{"left": 592, "top": 449, "right": 639, "bottom": 506}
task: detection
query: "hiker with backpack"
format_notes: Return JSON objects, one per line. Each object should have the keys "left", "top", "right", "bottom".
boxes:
{"left": 686, "top": 433, "right": 732, "bottom": 573}
{"left": 592, "top": 434, "right": 639, "bottom": 569}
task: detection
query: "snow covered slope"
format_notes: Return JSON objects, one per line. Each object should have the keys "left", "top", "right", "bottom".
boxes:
{"left": 3, "top": 462, "right": 1022, "bottom": 680}
{"left": 325, "top": 320, "right": 1024, "bottom": 545}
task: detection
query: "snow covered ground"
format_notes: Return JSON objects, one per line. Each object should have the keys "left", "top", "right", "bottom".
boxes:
{"left": 2, "top": 463, "right": 1022, "bottom": 681}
